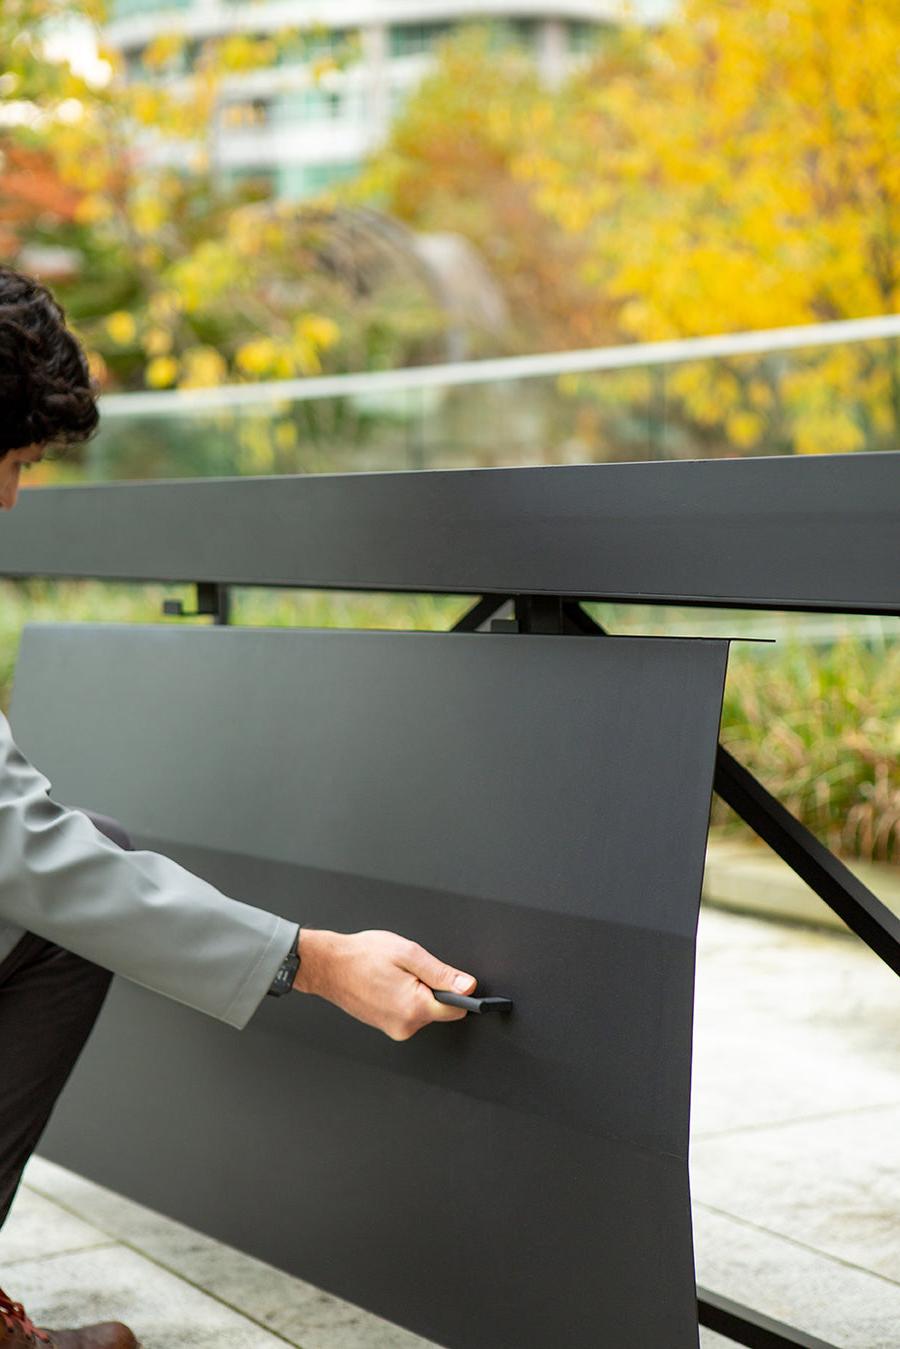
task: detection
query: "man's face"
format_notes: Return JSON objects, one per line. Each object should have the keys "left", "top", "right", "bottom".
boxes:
{"left": 0, "top": 444, "right": 45, "bottom": 510}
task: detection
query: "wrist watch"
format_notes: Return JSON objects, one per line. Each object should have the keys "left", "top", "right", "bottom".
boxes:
{"left": 267, "top": 926, "right": 301, "bottom": 997}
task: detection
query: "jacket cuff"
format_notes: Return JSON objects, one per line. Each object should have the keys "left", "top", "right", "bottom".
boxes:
{"left": 221, "top": 915, "right": 300, "bottom": 1030}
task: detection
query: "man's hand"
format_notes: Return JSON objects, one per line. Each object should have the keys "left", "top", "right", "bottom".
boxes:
{"left": 292, "top": 928, "right": 477, "bottom": 1040}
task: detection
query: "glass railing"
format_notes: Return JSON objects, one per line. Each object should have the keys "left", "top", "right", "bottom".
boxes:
{"left": 85, "top": 317, "right": 900, "bottom": 483}
{"left": 110, "top": 0, "right": 191, "bottom": 20}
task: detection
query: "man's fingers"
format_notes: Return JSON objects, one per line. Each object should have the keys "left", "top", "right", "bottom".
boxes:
{"left": 425, "top": 994, "right": 469, "bottom": 1023}
{"left": 400, "top": 940, "right": 477, "bottom": 998}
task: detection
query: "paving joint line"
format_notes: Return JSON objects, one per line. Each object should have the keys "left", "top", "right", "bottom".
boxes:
{"left": 22, "top": 1182, "right": 306, "bottom": 1348}
{"left": 694, "top": 1200, "right": 900, "bottom": 1291}
{"left": 690, "top": 1097, "right": 900, "bottom": 1141}
{"left": 1, "top": 1239, "right": 120, "bottom": 1270}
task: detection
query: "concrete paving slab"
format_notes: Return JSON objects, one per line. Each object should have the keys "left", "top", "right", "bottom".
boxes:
{"left": 3, "top": 1244, "right": 293, "bottom": 1348}
{"left": 691, "top": 907, "right": 900, "bottom": 1136}
{"left": 694, "top": 1206, "right": 900, "bottom": 1349}
{"left": 692, "top": 1104, "right": 900, "bottom": 1283}
{"left": 23, "top": 1157, "right": 437, "bottom": 1348}
{"left": 0, "top": 1188, "right": 111, "bottom": 1267}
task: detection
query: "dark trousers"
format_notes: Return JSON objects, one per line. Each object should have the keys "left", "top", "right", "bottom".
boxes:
{"left": 0, "top": 812, "right": 132, "bottom": 1230}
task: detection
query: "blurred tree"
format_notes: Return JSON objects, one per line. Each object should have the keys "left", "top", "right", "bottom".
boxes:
{"left": 519, "top": 0, "right": 900, "bottom": 453}
{"left": 0, "top": 0, "right": 446, "bottom": 406}
{"left": 358, "top": 27, "right": 615, "bottom": 353}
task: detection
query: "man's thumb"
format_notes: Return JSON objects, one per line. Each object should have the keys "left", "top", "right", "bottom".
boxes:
{"left": 403, "top": 943, "right": 477, "bottom": 994}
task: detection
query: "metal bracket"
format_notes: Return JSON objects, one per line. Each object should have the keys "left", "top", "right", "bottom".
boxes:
{"left": 482, "top": 594, "right": 577, "bottom": 634}
{"left": 456, "top": 594, "right": 590, "bottom": 635}
{"left": 163, "top": 582, "right": 231, "bottom": 626}
{"left": 452, "top": 594, "right": 513, "bottom": 632}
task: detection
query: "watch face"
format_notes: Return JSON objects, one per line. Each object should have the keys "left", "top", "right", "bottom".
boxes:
{"left": 269, "top": 953, "right": 299, "bottom": 996}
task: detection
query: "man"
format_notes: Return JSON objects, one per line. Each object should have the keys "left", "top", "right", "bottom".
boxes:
{"left": 0, "top": 267, "right": 478, "bottom": 1348}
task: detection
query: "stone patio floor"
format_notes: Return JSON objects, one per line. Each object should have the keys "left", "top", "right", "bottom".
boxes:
{"left": 1, "top": 904, "right": 897, "bottom": 1348}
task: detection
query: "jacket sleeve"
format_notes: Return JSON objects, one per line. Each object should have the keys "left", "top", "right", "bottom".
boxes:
{"left": 0, "top": 711, "right": 298, "bottom": 1029}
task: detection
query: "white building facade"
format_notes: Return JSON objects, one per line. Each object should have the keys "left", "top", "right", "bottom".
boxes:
{"left": 104, "top": 2, "right": 620, "bottom": 198}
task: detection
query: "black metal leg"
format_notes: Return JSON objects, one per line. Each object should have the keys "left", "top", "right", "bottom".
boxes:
{"left": 451, "top": 594, "right": 512, "bottom": 631}
{"left": 698, "top": 1288, "right": 841, "bottom": 1349}
{"left": 714, "top": 745, "right": 900, "bottom": 975}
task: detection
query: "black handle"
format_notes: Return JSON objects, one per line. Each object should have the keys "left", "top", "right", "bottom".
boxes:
{"left": 432, "top": 990, "right": 513, "bottom": 1014}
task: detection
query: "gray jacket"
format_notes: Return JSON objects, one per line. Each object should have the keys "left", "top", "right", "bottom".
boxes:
{"left": 0, "top": 710, "right": 298, "bottom": 1029}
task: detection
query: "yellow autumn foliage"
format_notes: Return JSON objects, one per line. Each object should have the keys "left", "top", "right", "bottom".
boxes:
{"left": 105, "top": 311, "right": 136, "bottom": 345}
{"left": 131, "top": 194, "right": 167, "bottom": 238}
{"left": 142, "top": 33, "right": 186, "bottom": 71}
{"left": 295, "top": 314, "right": 340, "bottom": 350}
{"left": 516, "top": 0, "right": 900, "bottom": 453}
{"left": 143, "top": 327, "right": 172, "bottom": 357}
{"left": 274, "top": 419, "right": 299, "bottom": 451}
{"left": 236, "top": 338, "right": 280, "bottom": 379}
{"left": 145, "top": 355, "right": 179, "bottom": 388}
{"left": 214, "top": 34, "right": 279, "bottom": 75}
{"left": 73, "top": 194, "right": 113, "bottom": 226}
{"left": 180, "top": 346, "right": 228, "bottom": 389}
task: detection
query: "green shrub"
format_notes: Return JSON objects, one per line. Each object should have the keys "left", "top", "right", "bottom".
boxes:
{"left": 715, "top": 638, "right": 900, "bottom": 865}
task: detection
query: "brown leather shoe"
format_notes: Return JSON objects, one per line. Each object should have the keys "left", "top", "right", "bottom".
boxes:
{"left": 0, "top": 1286, "right": 49, "bottom": 1345}
{"left": 0, "top": 1288, "right": 137, "bottom": 1348}
{"left": 40, "top": 1327, "right": 137, "bottom": 1349}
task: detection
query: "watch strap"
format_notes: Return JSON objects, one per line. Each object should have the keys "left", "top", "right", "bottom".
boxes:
{"left": 267, "top": 926, "right": 301, "bottom": 997}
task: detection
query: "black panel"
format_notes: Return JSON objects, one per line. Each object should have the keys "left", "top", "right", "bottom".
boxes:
{"left": 0, "top": 453, "right": 897, "bottom": 612}
{"left": 11, "top": 625, "right": 730, "bottom": 1348}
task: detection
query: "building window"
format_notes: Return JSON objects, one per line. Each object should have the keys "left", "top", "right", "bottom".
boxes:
{"left": 123, "top": 36, "right": 199, "bottom": 77}
{"left": 272, "top": 87, "right": 357, "bottom": 126}
{"left": 569, "top": 21, "right": 602, "bottom": 54}
{"left": 277, "top": 161, "right": 361, "bottom": 200}
{"left": 489, "top": 19, "right": 538, "bottom": 51}
{"left": 277, "top": 28, "right": 357, "bottom": 66}
{"left": 389, "top": 23, "right": 454, "bottom": 58}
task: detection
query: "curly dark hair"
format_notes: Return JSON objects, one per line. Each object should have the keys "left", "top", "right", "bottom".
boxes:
{"left": 0, "top": 266, "right": 99, "bottom": 457}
